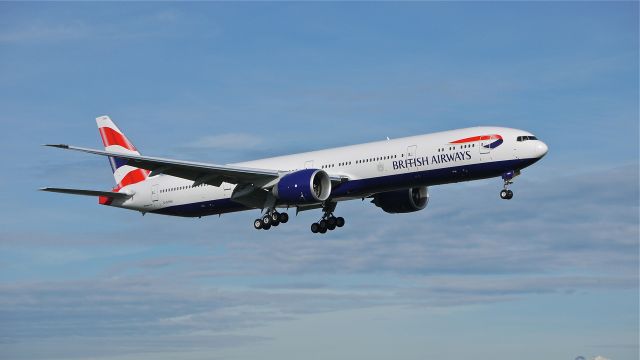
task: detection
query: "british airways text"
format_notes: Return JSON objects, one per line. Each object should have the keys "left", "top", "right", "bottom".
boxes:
{"left": 392, "top": 150, "right": 471, "bottom": 170}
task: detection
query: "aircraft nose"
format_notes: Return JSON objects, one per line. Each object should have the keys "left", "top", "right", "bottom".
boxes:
{"left": 535, "top": 141, "right": 549, "bottom": 158}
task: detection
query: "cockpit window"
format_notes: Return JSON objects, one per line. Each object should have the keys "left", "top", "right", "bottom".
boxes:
{"left": 517, "top": 135, "right": 538, "bottom": 142}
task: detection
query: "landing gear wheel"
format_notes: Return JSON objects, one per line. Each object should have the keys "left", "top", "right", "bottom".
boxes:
{"left": 319, "top": 219, "right": 328, "bottom": 230}
{"left": 262, "top": 214, "right": 272, "bottom": 226}
{"left": 311, "top": 223, "right": 320, "bottom": 233}
{"left": 319, "top": 226, "right": 327, "bottom": 234}
{"left": 327, "top": 223, "right": 336, "bottom": 231}
{"left": 254, "top": 219, "right": 263, "bottom": 230}
{"left": 336, "top": 217, "right": 345, "bottom": 227}
{"left": 262, "top": 224, "right": 271, "bottom": 230}
{"left": 500, "top": 189, "right": 509, "bottom": 199}
{"left": 506, "top": 189, "right": 513, "bottom": 199}
{"left": 279, "top": 212, "right": 289, "bottom": 223}
{"left": 270, "top": 211, "right": 280, "bottom": 223}
{"left": 327, "top": 216, "right": 337, "bottom": 227}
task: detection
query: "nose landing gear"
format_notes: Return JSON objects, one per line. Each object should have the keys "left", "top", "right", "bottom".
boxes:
{"left": 499, "top": 170, "right": 519, "bottom": 200}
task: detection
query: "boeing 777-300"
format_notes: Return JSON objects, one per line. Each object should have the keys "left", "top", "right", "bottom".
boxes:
{"left": 42, "top": 116, "right": 548, "bottom": 233}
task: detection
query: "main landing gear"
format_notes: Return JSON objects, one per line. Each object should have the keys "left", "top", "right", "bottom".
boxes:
{"left": 310, "top": 202, "right": 345, "bottom": 234}
{"left": 499, "top": 170, "right": 519, "bottom": 200}
{"left": 253, "top": 210, "right": 289, "bottom": 230}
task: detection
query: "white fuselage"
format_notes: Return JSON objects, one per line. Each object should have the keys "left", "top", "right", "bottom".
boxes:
{"left": 111, "top": 126, "right": 548, "bottom": 217}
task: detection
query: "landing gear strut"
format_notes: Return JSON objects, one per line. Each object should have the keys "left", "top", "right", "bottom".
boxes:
{"left": 310, "top": 202, "right": 345, "bottom": 234}
{"left": 499, "top": 170, "right": 519, "bottom": 200}
{"left": 253, "top": 209, "right": 289, "bottom": 230}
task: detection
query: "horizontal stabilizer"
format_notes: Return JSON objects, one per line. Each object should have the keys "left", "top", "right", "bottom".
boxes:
{"left": 40, "top": 187, "right": 131, "bottom": 199}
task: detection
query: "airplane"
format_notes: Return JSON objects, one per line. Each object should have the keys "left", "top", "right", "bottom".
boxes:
{"left": 42, "top": 116, "right": 548, "bottom": 233}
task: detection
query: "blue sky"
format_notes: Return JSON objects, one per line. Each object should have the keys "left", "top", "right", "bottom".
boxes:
{"left": 0, "top": 2, "right": 638, "bottom": 360}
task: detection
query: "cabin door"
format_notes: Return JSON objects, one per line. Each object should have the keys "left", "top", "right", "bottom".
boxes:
{"left": 406, "top": 145, "right": 418, "bottom": 172}
{"left": 479, "top": 138, "right": 491, "bottom": 155}
{"left": 151, "top": 184, "right": 159, "bottom": 202}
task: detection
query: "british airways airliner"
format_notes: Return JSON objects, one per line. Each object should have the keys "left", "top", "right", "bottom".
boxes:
{"left": 42, "top": 116, "right": 548, "bottom": 233}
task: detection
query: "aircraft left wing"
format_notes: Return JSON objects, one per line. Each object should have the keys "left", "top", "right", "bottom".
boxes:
{"left": 40, "top": 187, "right": 132, "bottom": 198}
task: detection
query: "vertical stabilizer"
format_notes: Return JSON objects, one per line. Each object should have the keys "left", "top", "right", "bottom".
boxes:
{"left": 96, "top": 115, "right": 149, "bottom": 191}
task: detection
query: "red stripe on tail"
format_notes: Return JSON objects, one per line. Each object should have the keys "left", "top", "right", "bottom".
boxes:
{"left": 118, "top": 168, "right": 149, "bottom": 188}
{"left": 99, "top": 127, "right": 137, "bottom": 151}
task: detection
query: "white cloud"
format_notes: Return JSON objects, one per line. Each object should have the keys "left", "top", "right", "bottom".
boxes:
{"left": 0, "top": 22, "right": 89, "bottom": 43}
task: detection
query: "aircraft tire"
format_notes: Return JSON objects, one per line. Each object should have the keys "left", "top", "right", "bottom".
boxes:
{"left": 279, "top": 212, "right": 289, "bottom": 223}
{"left": 500, "top": 190, "right": 509, "bottom": 199}
{"left": 254, "top": 219, "right": 263, "bottom": 230}
{"left": 311, "top": 223, "right": 320, "bottom": 233}
{"left": 336, "top": 217, "right": 345, "bottom": 227}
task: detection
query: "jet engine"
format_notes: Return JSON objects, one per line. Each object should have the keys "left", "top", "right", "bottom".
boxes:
{"left": 372, "top": 186, "right": 429, "bottom": 214}
{"left": 273, "top": 169, "right": 331, "bottom": 204}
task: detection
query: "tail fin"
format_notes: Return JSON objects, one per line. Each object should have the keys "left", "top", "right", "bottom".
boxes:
{"left": 96, "top": 115, "right": 149, "bottom": 190}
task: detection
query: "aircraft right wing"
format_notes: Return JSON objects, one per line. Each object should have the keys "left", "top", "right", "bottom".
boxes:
{"left": 44, "top": 144, "right": 282, "bottom": 188}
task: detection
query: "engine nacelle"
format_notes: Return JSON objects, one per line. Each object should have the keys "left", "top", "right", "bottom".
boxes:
{"left": 273, "top": 169, "right": 331, "bottom": 204}
{"left": 372, "top": 186, "right": 429, "bottom": 214}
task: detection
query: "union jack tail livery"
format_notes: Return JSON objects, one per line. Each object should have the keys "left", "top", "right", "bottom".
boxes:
{"left": 96, "top": 116, "right": 149, "bottom": 191}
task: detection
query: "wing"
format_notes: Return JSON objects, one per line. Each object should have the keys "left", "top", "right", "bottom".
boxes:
{"left": 44, "top": 144, "right": 349, "bottom": 188}
{"left": 40, "top": 187, "right": 131, "bottom": 198}
{"left": 45, "top": 144, "right": 281, "bottom": 187}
